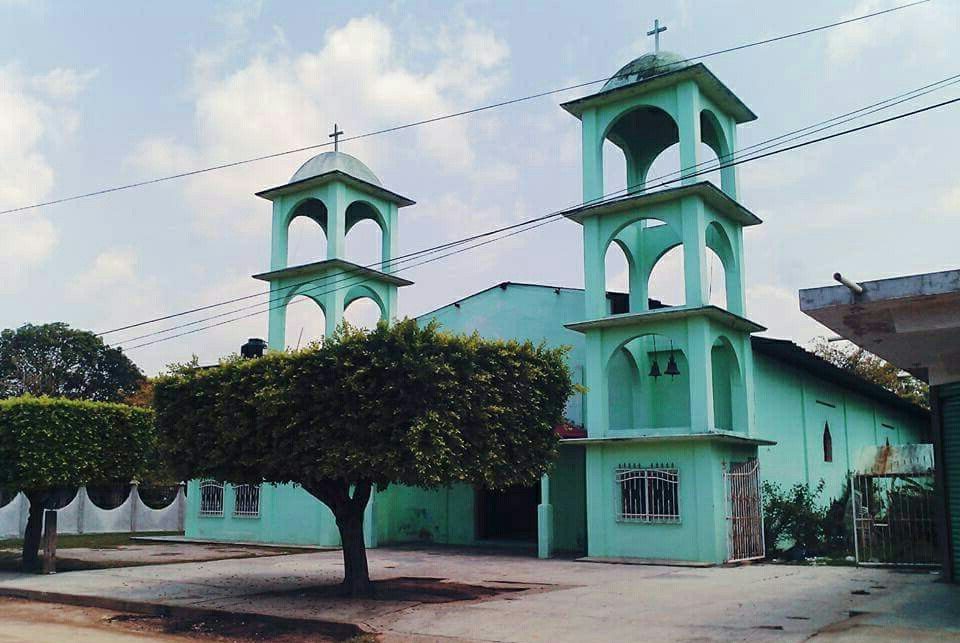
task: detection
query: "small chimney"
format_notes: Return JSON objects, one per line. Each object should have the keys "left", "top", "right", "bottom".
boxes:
{"left": 240, "top": 338, "right": 267, "bottom": 359}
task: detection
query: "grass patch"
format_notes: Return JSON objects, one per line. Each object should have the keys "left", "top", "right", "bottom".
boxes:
{"left": 0, "top": 531, "right": 179, "bottom": 551}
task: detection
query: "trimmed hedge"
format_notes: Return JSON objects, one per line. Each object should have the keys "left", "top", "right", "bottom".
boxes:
{"left": 0, "top": 396, "right": 156, "bottom": 493}
{"left": 155, "top": 319, "right": 574, "bottom": 491}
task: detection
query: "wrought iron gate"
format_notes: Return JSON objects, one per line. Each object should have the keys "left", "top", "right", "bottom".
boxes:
{"left": 851, "top": 473, "right": 937, "bottom": 566}
{"left": 724, "top": 459, "right": 765, "bottom": 562}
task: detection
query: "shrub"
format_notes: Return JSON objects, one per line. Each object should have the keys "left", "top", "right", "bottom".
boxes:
{"left": 0, "top": 396, "right": 155, "bottom": 570}
{"left": 762, "top": 480, "right": 826, "bottom": 557}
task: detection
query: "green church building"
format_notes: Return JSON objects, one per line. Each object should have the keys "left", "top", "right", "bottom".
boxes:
{"left": 184, "top": 47, "right": 929, "bottom": 565}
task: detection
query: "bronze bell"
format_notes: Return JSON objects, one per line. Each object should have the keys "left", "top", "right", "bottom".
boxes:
{"left": 665, "top": 353, "right": 680, "bottom": 377}
{"left": 649, "top": 358, "right": 662, "bottom": 378}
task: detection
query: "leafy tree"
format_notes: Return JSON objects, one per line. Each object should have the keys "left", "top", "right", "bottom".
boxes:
{"left": 810, "top": 337, "right": 928, "bottom": 409}
{"left": 123, "top": 379, "right": 155, "bottom": 408}
{"left": 154, "top": 320, "right": 573, "bottom": 596}
{"left": 0, "top": 323, "right": 144, "bottom": 402}
{"left": 0, "top": 396, "right": 155, "bottom": 570}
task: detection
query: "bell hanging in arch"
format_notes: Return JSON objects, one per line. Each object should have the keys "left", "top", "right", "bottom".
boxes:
{"left": 665, "top": 340, "right": 681, "bottom": 377}
{"left": 649, "top": 335, "right": 662, "bottom": 378}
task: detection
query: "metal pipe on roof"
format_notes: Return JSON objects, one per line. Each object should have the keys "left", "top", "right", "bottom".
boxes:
{"left": 834, "top": 272, "right": 865, "bottom": 295}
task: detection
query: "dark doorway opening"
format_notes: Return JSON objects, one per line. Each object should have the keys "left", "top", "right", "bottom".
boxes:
{"left": 476, "top": 482, "right": 540, "bottom": 542}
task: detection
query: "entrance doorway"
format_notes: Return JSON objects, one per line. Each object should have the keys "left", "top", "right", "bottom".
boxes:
{"left": 724, "top": 459, "right": 765, "bottom": 562}
{"left": 476, "top": 483, "right": 540, "bottom": 542}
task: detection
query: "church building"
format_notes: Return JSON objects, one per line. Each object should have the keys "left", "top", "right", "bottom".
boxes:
{"left": 184, "top": 43, "right": 929, "bottom": 564}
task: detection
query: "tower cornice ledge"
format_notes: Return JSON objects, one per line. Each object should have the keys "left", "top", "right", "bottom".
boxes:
{"left": 564, "top": 304, "right": 766, "bottom": 334}
{"left": 558, "top": 431, "right": 776, "bottom": 447}
{"left": 561, "top": 182, "right": 761, "bottom": 227}
{"left": 256, "top": 170, "right": 415, "bottom": 207}
{"left": 560, "top": 62, "right": 756, "bottom": 124}
{"left": 252, "top": 258, "right": 414, "bottom": 287}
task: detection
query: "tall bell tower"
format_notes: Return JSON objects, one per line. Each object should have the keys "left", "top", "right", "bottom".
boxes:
{"left": 254, "top": 139, "right": 415, "bottom": 350}
{"left": 557, "top": 29, "right": 775, "bottom": 564}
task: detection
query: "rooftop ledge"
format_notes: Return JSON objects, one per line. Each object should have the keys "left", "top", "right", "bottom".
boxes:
{"left": 252, "top": 258, "right": 414, "bottom": 287}
{"left": 564, "top": 304, "right": 766, "bottom": 334}
{"left": 560, "top": 182, "right": 761, "bottom": 227}
{"left": 560, "top": 430, "right": 777, "bottom": 447}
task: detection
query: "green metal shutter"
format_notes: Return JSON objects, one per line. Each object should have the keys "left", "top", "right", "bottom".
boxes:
{"left": 941, "top": 383, "right": 960, "bottom": 578}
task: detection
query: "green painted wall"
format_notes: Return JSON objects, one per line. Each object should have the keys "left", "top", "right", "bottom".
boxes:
{"left": 185, "top": 480, "right": 340, "bottom": 546}
{"left": 374, "top": 483, "right": 478, "bottom": 545}
{"left": 582, "top": 439, "right": 755, "bottom": 563}
{"left": 551, "top": 445, "right": 587, "bottom": 553}
{"left": 753, "top": 353, "right": 927, "bottom": 502}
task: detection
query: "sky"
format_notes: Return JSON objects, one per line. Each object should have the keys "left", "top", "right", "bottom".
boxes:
{"left": 1, "top": 0, "right": 958, "bottom": 375}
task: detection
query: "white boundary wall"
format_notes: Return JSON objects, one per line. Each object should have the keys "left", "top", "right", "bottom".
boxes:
{"left": 0, "top": 484, "right": 185, "bottom": 538}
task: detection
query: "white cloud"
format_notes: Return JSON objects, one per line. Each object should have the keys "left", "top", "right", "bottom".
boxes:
{"left": 0, "top": 66, "right": 55, "bottom": 209}
{"left": 68, "top": 248, "right": 139, "bottom": 298}
{"left": 0, "top": 63, "right": 91, "bottom": 292}
{"left": 127, "top": 137, "right": 197, "bottom": 175}
{"left": 0, "top": 217, "right": 58, "bottom": 294}
{"left": 747, "top": 283, "right": 829, "bottom": 344}
{"left": 826, "top": 1, "right": 956, "bottom": 65}
{"left": 31, "top": 67, "right": 98, "bottom": 101}
{"left": 939, "top": 185, "right": 960, "bottom": 214}
{"left": 131, "top": 15, "right": 511, "bottom": 237}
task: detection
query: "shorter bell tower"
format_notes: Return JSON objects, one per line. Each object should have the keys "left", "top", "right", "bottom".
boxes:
{"left": 254, "top": 141, "right": 415, "bottom": 350}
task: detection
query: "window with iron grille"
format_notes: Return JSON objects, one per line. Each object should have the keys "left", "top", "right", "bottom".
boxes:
{"left": 616, "top": 466, "right": 680, "bottom": 523}
{"left": 199, "top": 480, "right": 224, "bottom": 517}
{"left": 232, "top": 484, "right": 261, "bottom": 518}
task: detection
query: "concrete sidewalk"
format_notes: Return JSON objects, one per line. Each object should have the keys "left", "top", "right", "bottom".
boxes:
{"left": 0, "top": 547, "right": 956, "bottom": 642}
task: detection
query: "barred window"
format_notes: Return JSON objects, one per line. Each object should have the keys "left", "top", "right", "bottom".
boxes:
{"left": 616, "top": 465, "right": 680, "bottom": 523}
{"left": 232, "top": 484, "right": 261, "bottom": 518}
{"left": 199, "top": 480, "right": 224, "bottom": 517}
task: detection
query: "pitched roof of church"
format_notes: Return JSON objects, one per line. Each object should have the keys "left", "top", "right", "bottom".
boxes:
{"left": 417, "top": 281, "right": 929, "bottom": 421}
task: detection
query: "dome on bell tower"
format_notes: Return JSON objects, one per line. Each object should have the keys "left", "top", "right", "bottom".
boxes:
{"left": 601, "top": 51, "right": 692, "bottom": 91}
{"left": 290, "top": 151, "right": 382, "bottom": 186}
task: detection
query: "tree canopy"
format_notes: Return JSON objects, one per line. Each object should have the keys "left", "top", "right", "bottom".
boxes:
{"left": 0, "top": 396, "right": 155, "bottom": 570}
{"left": 154, "top": 320, "right": 574, "bottom": 595}
{"left": 811, "top": 338, "right": 929, "bottom": 409}
{"left": 0, "top": 323, "right": 144, "bottom": 402}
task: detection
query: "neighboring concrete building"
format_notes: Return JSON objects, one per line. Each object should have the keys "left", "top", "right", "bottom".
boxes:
{"left": 184, "top": 46, "right": 929, "bottom": 565}
{"left": 800, "top": 269, "right": 960, "bottom": 580}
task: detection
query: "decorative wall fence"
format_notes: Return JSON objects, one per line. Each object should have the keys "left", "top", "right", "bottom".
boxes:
{"left": 0, "top": 483, "right": 186, "bottom": 539}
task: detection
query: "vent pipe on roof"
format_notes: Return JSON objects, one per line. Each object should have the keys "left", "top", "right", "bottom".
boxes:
{"left": 833, "top": 272, "right": 864, "bottom": 295}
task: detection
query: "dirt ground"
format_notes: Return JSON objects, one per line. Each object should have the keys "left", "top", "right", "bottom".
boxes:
{"left": 0, "top": 597, "right": 373, "bottom": 643}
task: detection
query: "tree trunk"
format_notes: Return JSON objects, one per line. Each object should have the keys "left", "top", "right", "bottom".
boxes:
{"left": 304, "top": 480, "right": 374, "bottom": 597}
{"left": 336, "top": 505, "right": 371, "bottom": 597}
{"left": 21, "top": 493, "right": 45, "bottom": 573}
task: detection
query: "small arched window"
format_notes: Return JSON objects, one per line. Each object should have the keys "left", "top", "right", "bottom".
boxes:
{"left": 823, "top": 423, "right": 833, "bottom": 463}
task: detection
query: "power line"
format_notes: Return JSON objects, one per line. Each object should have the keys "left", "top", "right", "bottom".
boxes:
{"left": 1, "top": 0, "right": 930, "bottom": 217}
{"left": 121, "top": 93, "right": 960, "bottom": 352}
{"left": 99, "top": 70, "right": 960, "bottom": 340}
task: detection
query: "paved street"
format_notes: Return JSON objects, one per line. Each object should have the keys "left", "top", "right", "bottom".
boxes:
{"left": 0, "top": 598, "right": 188, "bottom": 643}
{"left": 2, "top": 546, "right": 958, "bottom": 641}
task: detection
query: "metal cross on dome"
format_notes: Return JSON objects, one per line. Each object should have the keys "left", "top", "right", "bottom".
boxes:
{"left": 329, "top": 123, "right": 344, "bottom": 151}
{"left": 647, "top": 19, "right": 667, "bottom": 54}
